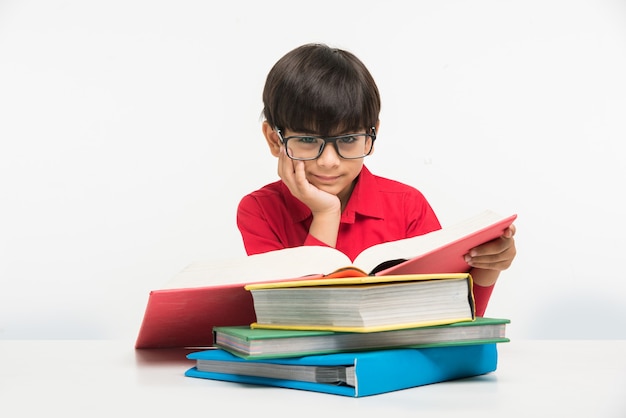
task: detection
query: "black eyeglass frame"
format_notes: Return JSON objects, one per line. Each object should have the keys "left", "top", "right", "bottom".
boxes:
{"left": 276, "top": 127, "right": 377, "bottom": 161}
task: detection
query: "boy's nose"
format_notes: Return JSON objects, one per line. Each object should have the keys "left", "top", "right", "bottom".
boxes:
{"left": 317, "top": 143, "right": 341, "bottom": 166}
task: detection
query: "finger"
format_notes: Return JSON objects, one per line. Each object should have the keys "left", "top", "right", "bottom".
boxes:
{"left": 278, "top": 150, "right": 312, "bottom": 199}
{"left": 502, "top": 224, "right": 516, "bottom": 239}
{"left": 467, "top": 256, "right": 514, "bottom": 271}
{"left": 277, "top": 146, "right": 295, "bottom": 182}
{"left": 470, "top": 239, "right": 508, "bottom": 258}
{"left": 292, "top": 159, "right": 308, "bottom": 188}
{"left": 466, "top": 245, "right": 516, "bottom": 270}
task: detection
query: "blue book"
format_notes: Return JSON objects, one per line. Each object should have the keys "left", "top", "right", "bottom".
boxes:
{"left": 185, "top": 343, "right": 498, "bottom": 397}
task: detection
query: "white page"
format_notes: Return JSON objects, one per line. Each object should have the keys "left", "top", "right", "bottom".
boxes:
{"left": 161, "top": 245, "right": 352, "bottom": 289}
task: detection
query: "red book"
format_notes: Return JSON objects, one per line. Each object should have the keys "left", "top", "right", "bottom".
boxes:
{"left": 135, "top": 210, "right": 517, "bottom": 349}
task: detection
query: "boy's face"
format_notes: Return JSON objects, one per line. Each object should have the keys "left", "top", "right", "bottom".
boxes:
{"left": 263, "top": 122, "right": 373, "bottom": 203}
{"left": 288, "top": 129, "right": 365, "bottom": 201}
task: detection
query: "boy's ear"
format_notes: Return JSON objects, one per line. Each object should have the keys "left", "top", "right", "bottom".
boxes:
{"left": 262, "top": 121, "right": 281, "bottom": 157}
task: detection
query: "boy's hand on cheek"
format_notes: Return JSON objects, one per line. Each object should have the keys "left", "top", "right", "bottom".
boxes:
{"left": 278, "top": 147, "right": 341, "bottom": 215}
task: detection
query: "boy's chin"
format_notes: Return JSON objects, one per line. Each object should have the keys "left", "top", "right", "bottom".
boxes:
{"left": 312, "top": 183, "right": 340, "bottom": 194}
{"left": 316, "top": 184, "right": 351, "bottom": 199}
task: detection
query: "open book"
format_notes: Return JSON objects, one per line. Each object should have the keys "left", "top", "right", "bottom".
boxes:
{"left": 135, "top": 210, "right": 516, "bottom": 349}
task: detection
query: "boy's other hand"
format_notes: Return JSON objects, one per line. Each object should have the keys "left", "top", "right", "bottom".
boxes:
{"left": 464, "top": 225, "right": 517, "bottom": 271}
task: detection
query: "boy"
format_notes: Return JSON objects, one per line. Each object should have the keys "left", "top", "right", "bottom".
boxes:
{"left": 237, "top": 43, "right": 516, "bottom": 316}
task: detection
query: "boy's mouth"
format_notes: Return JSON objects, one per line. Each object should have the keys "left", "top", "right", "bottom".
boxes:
{"left": 312, "top": 174, "right": 341, "bottom": 184}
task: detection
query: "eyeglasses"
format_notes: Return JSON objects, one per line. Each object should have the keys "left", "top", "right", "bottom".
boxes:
{"left": 276, "top": 128, "right": 376, "bottom": 161}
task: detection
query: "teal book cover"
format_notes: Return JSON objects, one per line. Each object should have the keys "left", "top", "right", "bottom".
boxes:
{"left": 185, "top": 343, "right": 498, "bottom": 397}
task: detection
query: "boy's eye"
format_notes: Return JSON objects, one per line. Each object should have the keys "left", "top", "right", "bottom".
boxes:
{"left": 296, "top": 136, "right": 320, "bottom": 144}
{"left": 338, "top": 135, "right": 359, "bottom": 144}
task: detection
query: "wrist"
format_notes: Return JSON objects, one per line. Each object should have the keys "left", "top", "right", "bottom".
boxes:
{"left": 309, "top": 209, "right": 341, "bottom": 248}
{"left": 470, "top": 267, "right": 500, "bottom": 287}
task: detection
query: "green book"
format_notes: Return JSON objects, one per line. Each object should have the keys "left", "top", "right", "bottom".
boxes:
{"left": 213, "top": 317, "right": 510, "bottom": 360}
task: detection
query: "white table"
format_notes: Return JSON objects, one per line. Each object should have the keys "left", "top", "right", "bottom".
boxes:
{"left": 1, "top": 340, "right": 624, "bottom": 417}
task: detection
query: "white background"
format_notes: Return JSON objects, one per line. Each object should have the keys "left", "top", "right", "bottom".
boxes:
{"left": 1, "top": 0, "right": 625, "bottom": 341}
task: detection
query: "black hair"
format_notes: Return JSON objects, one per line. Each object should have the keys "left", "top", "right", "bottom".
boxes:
{"left": 262, "top": 43, "right": 380, "bottom": 136}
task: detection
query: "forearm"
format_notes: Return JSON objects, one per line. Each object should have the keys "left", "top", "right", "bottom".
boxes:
{"left": 469, "top": 267, "right": 500, "bottom": 287}
{"left": 308, "top": 210, "right": 341, "bottom": 248}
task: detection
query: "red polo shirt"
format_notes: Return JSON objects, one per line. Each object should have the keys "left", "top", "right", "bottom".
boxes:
{"left": 236, "top": 165, "right": 494, "bottom": 315}
{"left": 237, "top": 165, "right": 441, "bottom": 259}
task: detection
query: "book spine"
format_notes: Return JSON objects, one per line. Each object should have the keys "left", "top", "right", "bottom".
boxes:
{"left": 355, "top": 344, "right": 498, "bottom": 396}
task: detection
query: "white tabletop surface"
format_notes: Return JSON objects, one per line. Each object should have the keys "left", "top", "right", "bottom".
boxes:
{"left": 1, "top": 340, "right": 625, "bottom": 417}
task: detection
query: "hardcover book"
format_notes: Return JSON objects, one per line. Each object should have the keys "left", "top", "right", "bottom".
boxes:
{"left": 245, "top": 273, "right": 475, "bottom": 332}
{"left": 214, "top": 316, "right": 510, "bottom": 360}
{"left": 185, "top": 343, "right": 500, "bottom": 397}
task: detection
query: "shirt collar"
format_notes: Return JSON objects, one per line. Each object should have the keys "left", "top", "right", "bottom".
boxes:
{"left": 341, "top": 165, "right": 385, "bottom": 223}
{"left": 280, "top": 165, "right": 385, "bottom": 224}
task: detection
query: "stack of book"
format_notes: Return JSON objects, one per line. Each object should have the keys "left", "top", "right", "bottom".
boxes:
{"left": 134, "top": 210, "right": 516, "bottom": 397}
{"left": 184, "top": 272, "right": 511, "bottom": 397}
